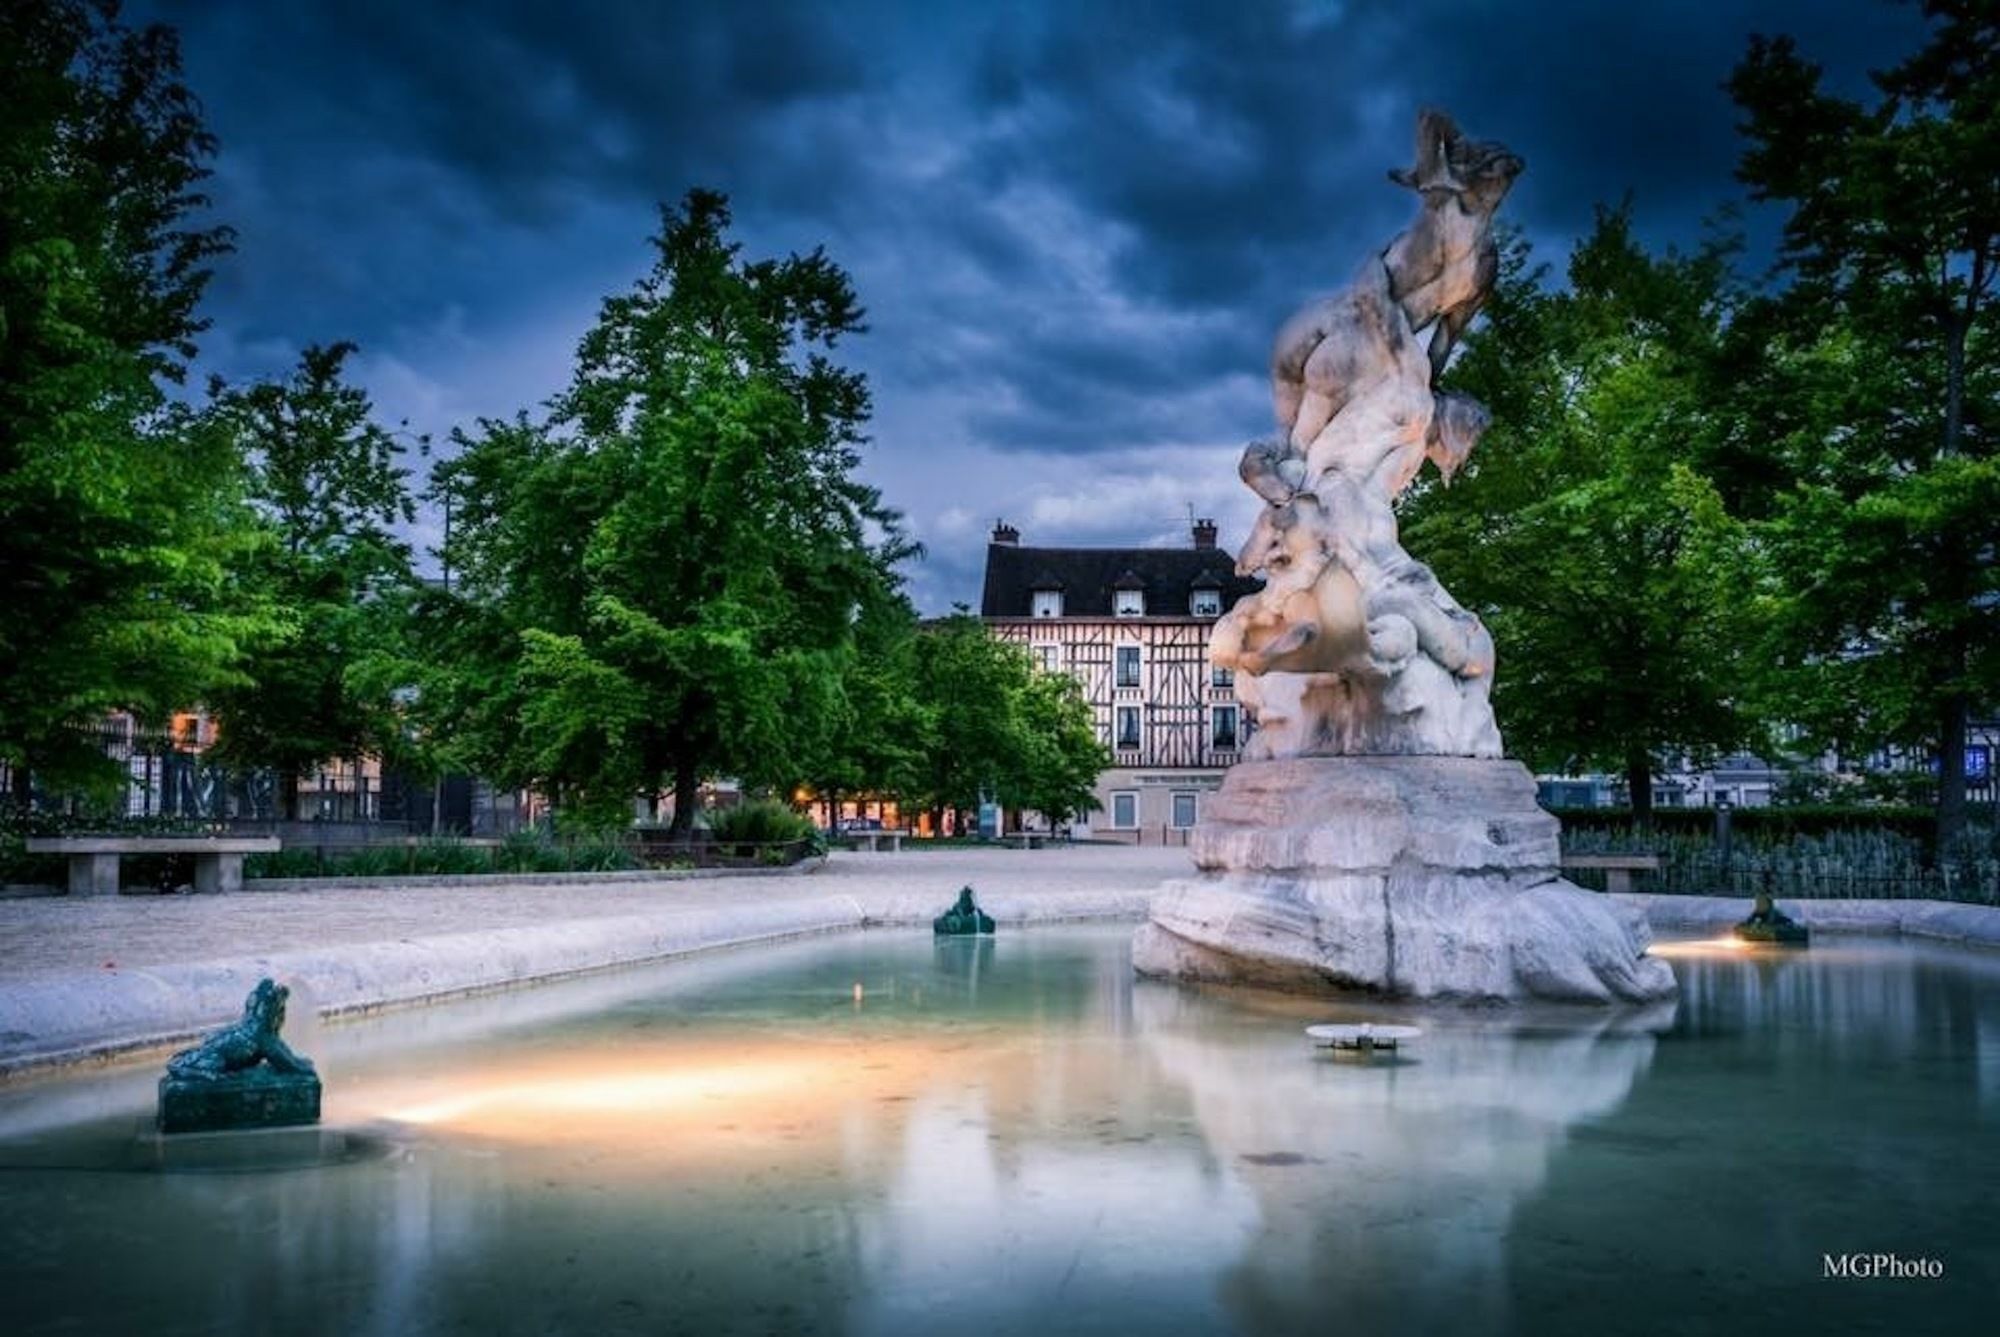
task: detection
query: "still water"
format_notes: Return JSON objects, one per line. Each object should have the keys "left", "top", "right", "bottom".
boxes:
{"left": 1, "top": 925, "right": 1995, "bottom": 1336}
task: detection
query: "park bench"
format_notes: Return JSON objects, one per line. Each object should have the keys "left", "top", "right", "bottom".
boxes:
{"left": 1008, "top": 832, "right": 1052, "bottom": 849}
{"left": 844, "top": 829, "right": 908, "bottom": 853}
{"left": 24, "top": 835, "right": 280, "bottom": 897}
{"left": 1560, "top": 853, "right": 1661, "bottom": 894}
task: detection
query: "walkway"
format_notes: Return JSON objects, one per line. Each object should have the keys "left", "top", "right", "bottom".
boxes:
{"left": 0, "top": 846, "right": 1190, "bottom": 1077}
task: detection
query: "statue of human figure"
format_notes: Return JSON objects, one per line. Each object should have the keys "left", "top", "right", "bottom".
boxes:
{"left": 1214, "top": 110, "right": 1521, "bottom": 758}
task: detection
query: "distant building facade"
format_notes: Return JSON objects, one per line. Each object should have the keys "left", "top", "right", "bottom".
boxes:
{"left": 980, "top": 519, "right": 1261, "bottom": 840}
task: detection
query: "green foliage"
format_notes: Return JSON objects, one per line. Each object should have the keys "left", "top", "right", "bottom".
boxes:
{"left": 422, "top": 190, "right": 909, "bottom": 833}
{"left": 1726, "top": 4, "right": 2000, "bottom": 846}
{"left": 1560, "top": 819, "right": 1998, "bottom": 905}
{"left": 909, "top": 614, "right": 1108, "bottom": 825}
{"left": 707, "top": 798, "right": 815, "bottom": 845}
{"left": 1401, "top": 210, "right": 1757, "bottom": 816}
{"left": 0, "top": 0, "right": 270, "bottom": 799}
{"left": 202, "top": 343, "right": 423, "bottom": 812}
{"left": 241, "top": 834, "right": 641, "bottom": 880}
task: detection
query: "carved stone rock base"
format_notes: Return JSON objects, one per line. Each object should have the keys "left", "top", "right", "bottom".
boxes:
{"left": 158, "top": 1068, "right": 322, "bottom": 1135}
{"left": 1132, "top": 757, "right": 1677, "bottom": 1004}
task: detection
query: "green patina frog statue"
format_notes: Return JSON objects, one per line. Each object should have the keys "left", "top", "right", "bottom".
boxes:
{"left": 934, "top": 885, "right": 995, "bottom": 936}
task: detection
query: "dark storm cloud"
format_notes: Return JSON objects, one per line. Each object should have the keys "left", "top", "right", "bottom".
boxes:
{"left": 132, "top": 0, "right": 1932, "bottom": 611}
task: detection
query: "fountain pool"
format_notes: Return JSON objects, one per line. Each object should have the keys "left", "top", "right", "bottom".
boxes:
{"left": 1, "top": 925, "right": 1994, "bottom": 1336}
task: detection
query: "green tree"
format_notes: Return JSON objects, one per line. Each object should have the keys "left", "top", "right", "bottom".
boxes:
{"left": 1401, "top": 211, "right": 1756, "bottom": 820}
{"left": 1014, "top": 664, "right": 1107, "bottom": 827}
{"left": 430, "top": 191, "right": 907, "bottom": 834}
{"left": 0, "top": 0, "right": 265, "bottom": 805}
{"left": 786, "top": 587, "right": 931, "bottom": 825}
{"left": 1727, "top": 3, "right": 2000, "bottom": 848}
{"left": 909, "top": 613, "right": 1107, "bottom": 832}
{"left": 203, "top": 343, "right": 422, "bottom": 818}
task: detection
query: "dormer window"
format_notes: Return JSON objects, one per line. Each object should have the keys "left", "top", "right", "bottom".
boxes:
{"left": 1031, "top": 590, "right": 1063, "bottom": 619}
{"left": 1114, "top": 589, "right": 1145, "bottom": 617}
{"left": 1190, "top": 589, "right": 1222, "bottom": 617}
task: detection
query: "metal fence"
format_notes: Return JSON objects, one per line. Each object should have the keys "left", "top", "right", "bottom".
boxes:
{"left": 1562, "top": 850, "right": 2000, "bottom": 906}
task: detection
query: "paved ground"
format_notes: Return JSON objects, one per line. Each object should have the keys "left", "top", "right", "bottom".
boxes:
{"left": 0, "top": 845, "right": 1189, "bottom": 981}
{"left": 0, "top": 845, "right": 1192, "bottom": 1075}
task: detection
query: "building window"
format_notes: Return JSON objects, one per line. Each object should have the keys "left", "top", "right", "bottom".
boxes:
{"left": 1190, "top": 590, "right": 1222, "bottom": 617}
{"left": 1036, "top": 644, "right": 1061, "bottom": 673}
{"left": 1171, "top": 791, "right": 1198, "bottom": 829}
{"left": 1115, "top": 706, "right": 1141, "bottom": 750}
{"left": 1115, "top": 644, "right": 1141, "bottom": 688}
{"left": 1111, "top": 791, "right": 1139, "bottom": 829}
{"left": 1114, "top": 588, "right": 1145, "bottom": 617}
{"left": 1211, "top": 664, "right": 1234, "bottom": 689}
{"left": 1212, "top": 705, "right": 1239, "bottom": 751}
{"left": 1031, "top": 590, "right": 1063, "bottom": 619}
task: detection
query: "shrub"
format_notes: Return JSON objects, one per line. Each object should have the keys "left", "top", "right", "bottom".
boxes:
{"left": 708, "top": 799, "right": 814, "bottom": 846}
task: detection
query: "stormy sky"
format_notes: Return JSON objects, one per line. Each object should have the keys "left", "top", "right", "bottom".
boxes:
{"left": 135, "top": 0, "right": 1926, "bottom": 612}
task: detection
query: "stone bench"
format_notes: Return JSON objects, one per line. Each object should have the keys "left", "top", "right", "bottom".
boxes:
{"left": 1560, "top": 854, "right": 1661, "bottom": 894}
{"left": 844, "top": 829, "right": 907, "bottom": 853}
{"left": 24, "top": 836, "right": 281, "bottom": 896}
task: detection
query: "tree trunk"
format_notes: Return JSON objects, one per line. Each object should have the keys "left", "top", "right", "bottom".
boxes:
{"left": 10, "top": 759, "right": 31, "bottom": 815}
{"left": 280, "top": 772, "right": 302, "bottom": 823}
{"left": 667, "top": 756, "right": 700, "bottom": 840}
{"left": 1942, "top": 309, "right": 1966, "bottom": 459}
{"left": 1936, "top": 692, "right": 1969, "bottom": 861}
{"left": 1624, "top": 749, "right": 1654, "bottom": 828}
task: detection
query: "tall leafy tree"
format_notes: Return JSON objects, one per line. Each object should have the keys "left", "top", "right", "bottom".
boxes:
{"left": 1401, "top": 212, "right": 1757, "bottom": 820}
{"left": 431, "top": 191, "right": 908, "bottom": 833}
{"left": 0, "top": 0, "right": 265, "bottom": 805}
{"left": 909, "top": 613, "right": 1107, "bottom": 831}
{"left": 1728, "top": 1, "right": 2000, "bottom": 847}
{"left": 204, "top": 343, "right": 421, "bottom": 818}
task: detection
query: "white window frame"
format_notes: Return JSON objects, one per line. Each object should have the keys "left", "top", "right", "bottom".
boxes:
{"left": 1031, "top": 590, "right": 1063, "bottom": 619}
{"left": 1190, "top": 589, "right": 1222, "bottom": 617}
{"left": 1036, "top": 643, "right": 1061, "bottom": 673}
{"left": 1115, "top": 644, "right": 1142, "bottom": 688}
{"left": 1170, "top": 791, "right": 1198, "bottom": 829}
{"left": 1114, "top": 588, "right": 1145, "bottom": 617}
{"left": 1110, "top": 790, "right": 1140, "bottom": 829}
{"left": 1115, "top": 705, "right": 1142, "bottom": 750}
{"left": 1211, "top": 663, "right": 1234, "bottom": 689}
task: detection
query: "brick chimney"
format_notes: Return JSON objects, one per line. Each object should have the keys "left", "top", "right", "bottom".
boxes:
{"left": 991, "top": 519, "right": 1020, "bottom": 545}
{"left": 1192, "top": 517, "right": 1218, "bottom": 549}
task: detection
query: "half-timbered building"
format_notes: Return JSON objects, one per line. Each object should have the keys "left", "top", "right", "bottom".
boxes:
{"left": 980, "top": 519, "right": 1261, "bottom": 840}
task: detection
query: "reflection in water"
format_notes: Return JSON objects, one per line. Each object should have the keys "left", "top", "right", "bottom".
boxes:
{"left": 1130, "top": 985, "right": 1660, "bottom": 1335}
{"left": 0, "top": 927, "right": 1993, "bottom": 1336}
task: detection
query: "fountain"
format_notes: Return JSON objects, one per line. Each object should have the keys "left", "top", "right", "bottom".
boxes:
{"left": 1133, "top": 110, "right": 1675, "bottom": 1003}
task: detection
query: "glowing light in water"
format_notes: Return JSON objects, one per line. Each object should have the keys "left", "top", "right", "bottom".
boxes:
{"left": 1647, "top": 937, "right": 1753, "bottom": 959}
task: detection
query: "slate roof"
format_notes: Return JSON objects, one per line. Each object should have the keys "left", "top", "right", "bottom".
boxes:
{"left": 980, "top": 541, "right": 1262, "bottom": 618}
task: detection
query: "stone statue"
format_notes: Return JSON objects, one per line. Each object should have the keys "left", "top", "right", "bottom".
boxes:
{"left": 1214, "top": 108, "right": 1517, "bottom": 759}
{"left": 1133, "top": 112, "right": 1676, "bottom": 1004}
{"left": 934, "top": 886, "right": 996, "bottom": 936}
{"left": 159, "top": 978, "right": 321, "bottom": 1133}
